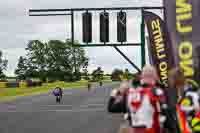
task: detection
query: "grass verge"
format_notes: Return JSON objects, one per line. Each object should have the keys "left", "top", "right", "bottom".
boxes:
{"left": 0, "top": 80, "right": 113, "bottom": 101}
{"left": 0, "top": 81, "right": 88, "bottom": 101}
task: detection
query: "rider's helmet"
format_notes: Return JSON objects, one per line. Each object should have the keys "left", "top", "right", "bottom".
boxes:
{"left": 53, "top": 87, "right": 60, "bottom": 96}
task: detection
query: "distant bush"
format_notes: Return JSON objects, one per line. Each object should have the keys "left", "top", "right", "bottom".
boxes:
{"left": 38, "top": 81, "right": 42, "bottom": 86}
{"left": 26, "top": 80, "right": 42, "bottom": 87}
{"left": 111, "top": 69, "right": 123, "bottom": 81}
{"left": 32, "top": 82, "right": 37, "bottom": 87}
{"left": 47, "top": 80, "right": 56, "bottom": 83}
{"left": 26, "top": 80, "right": 33, "bottom": 87}
{"left": 33, "top": 81, "right": 42, "bottom": 87}
{"left": 0, "top": 79, "right": 8, "bottom": 82}
{"left": 6, "top": 82, "right": 19, "bottom": 88}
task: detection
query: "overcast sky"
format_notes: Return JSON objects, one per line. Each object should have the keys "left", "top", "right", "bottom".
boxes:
{"left": 0, "top": 0, "right": 162, "bottom": 76}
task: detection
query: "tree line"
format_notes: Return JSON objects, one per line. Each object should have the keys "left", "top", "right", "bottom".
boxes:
{"left": 0, "top": 50, "right": 8, "bottom": 79}
{"left": 0, "top": 39, "right": 133, "bottom": 82}
{"left": 111, "top": 68, "right": 133, "bottom": 81}
{"left": 14, "top": 39, "right": 88, "bottom": 82}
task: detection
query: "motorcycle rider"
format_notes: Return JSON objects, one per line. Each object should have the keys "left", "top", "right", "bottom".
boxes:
{"left": 53, "top": 86, "right": 63, "bottom": 102}
{"left": 88, "top": 81, "right": 91, "bottom": 91}
{"left": 108, "top": 64, "right": 165, "bottom": 133}
{"left": 99, "top": 81, "right": 103, "bottom": 87}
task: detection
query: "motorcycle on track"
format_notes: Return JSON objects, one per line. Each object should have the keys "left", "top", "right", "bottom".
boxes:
{"left": 52, "top": 87, "right": 63, "bottom": 103}
{"left": 99, "top": 81, "right": 103, "bottom": 87}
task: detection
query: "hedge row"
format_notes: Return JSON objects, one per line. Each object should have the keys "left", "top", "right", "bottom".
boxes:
{"left": 0, "top": 81, "right": 43, "bottom": 88}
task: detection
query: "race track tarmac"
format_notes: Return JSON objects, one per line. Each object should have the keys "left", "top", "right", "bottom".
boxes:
{"left": 0, "top": 82, "right": 124, "bottom": 133}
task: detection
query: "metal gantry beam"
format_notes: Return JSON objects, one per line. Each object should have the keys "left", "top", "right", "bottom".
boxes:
{"left": 28, "top": 6, "right": 164, "bottom": 72}
{"left": 73, "top": 43, "right": 141, "bottom": 47}
{"left": 29, "top": 13, "right": 72, "bottom": 16}
{"left": 29, "top": 6, "right": 164, "bottom": 13}
{"left": 114, "top": 46, "right": 141, "bottom": 72}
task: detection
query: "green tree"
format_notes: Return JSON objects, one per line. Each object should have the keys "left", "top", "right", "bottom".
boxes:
{"left": 46, "top": 40, "right": 71, "bottom": 81}
{"left": 24, "top": 39, "right": 89, "bottom": 82}
{"left": 82, "top": 59, "right": 89, "bottom": 80}
{"left": 111, "top": 69, "right": 123, "bottom": 81}
{"left": 92, "top": 67, "right": 104, "bottom": 81}
{"left": 47, "top": 39, "right": 88, "bottom": 81}
{"left": 0, "top": 50, "right": 8, "bottom": 79}
{"left": 15, "top": 56, "right": 27, "bottom": 80}
{"left": 123, "top": 68, "right": 129, "bottom": 80}
{"left": 25, "top": 60, "right": 39, "bottom": 78}
{"left": 26, "top": 40, "right": 48, "bottom": 81}
{"left": 124, "top": 69, "right": 133, "bottom": 80}
{"left": 67, "top": 40, "right": 89, "bottom": 81}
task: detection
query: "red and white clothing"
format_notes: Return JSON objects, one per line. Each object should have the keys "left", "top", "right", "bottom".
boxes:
{"left": 108, "top": 85, "right": 165, "bottom": 133}
{"left": 127, "top": 87, "right": 157, "bottom": 128}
